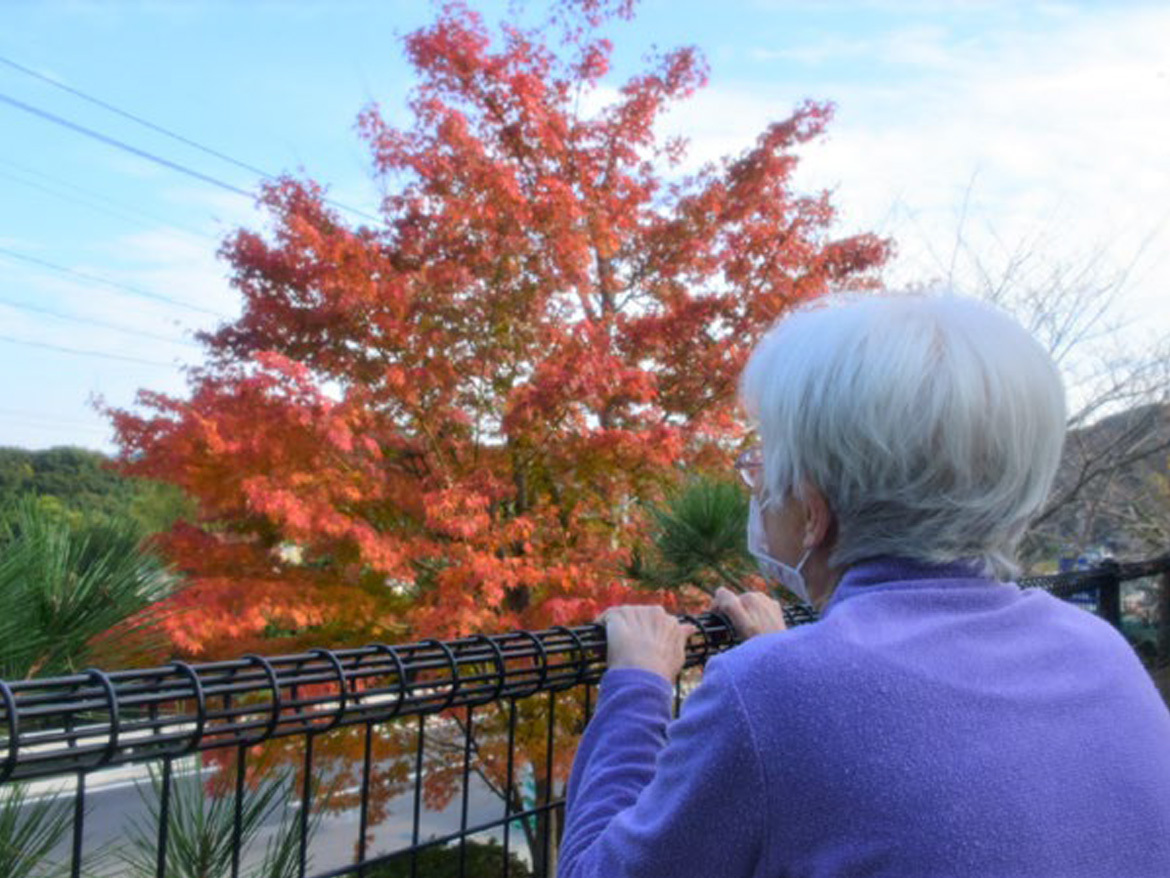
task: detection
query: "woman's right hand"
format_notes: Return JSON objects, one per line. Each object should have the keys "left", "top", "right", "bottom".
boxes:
{"left": 710, "top": 586, "right": 787, "bottom": 640}
{"left": 600, "top": 605, "right": 697, "bottom": 682}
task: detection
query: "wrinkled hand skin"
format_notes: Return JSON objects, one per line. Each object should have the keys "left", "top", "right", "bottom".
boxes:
{"left": 710, "top": 586, "right": 787, "bottom": 641}
{"left": 599, "top": 605, "right": 698, "bottom": 682}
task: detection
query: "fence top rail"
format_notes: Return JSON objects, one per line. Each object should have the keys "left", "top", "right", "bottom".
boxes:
{"left": 0, "top": 612, "right": 744, "bottom": 784}
{"left": 0, "top": 556, "right": 1163, "bottom": 784}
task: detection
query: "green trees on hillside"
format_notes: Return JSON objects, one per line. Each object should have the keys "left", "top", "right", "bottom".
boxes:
{"left": 0, "top": 446, "right": 193, "bottom": 534}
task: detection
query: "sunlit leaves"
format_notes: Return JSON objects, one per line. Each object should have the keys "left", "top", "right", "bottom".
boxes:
{"left": 109, "top": 0, "right": 886, "bottom": 654}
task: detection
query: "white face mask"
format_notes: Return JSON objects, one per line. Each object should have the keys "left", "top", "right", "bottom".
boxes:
{"left": 747, "top": 495, "right": 814, "bottom": 605}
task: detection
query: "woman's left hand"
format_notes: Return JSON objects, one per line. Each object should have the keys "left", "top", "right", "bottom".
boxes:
{"left": 599, "top": 605, "right": 697, "bottom": 683}
{"left": 710, "top": 586, "right": 787, "bottom": 640}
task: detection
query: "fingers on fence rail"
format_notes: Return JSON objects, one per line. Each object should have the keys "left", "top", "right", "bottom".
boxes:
{"left": 678, "top": 613, "right": 712, "bottom": 663}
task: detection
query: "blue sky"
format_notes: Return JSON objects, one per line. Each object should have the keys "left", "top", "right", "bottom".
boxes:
{"left": 2, "top": 0, "right": 1168, "bottom": 450}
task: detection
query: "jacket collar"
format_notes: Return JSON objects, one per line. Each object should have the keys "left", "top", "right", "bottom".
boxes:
{"left": 821, "top": 556, "right": 998, "bottom": 617}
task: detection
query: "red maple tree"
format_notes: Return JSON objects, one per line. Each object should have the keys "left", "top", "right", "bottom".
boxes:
{"left": 112, "top": 1, "right": 885, "bottom": 656}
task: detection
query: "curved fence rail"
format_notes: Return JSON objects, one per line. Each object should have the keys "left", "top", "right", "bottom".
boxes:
{"left": 0, "top": 559, "right": 1165, "bottom": 878}
{"left": 0, "top": 604, "right": 820, "bottom": 787}
{"left": 0, "top": 614, "right": 732, "bottom": 785}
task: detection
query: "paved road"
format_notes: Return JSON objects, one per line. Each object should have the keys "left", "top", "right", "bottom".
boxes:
{"left": 24, "top": 763, "right": 526, "bottom": 877}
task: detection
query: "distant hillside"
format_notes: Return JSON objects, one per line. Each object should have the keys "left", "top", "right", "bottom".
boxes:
{"left": 0, "top": 446, "right": 193, "bottom": 533}
{"left": 1027, "top": 402, "right": 1170, "bottom": 560}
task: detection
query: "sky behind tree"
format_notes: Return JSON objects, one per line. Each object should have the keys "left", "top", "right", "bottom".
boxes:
{"left": 2, "top": 0, "right": 1167, "bottom": 449}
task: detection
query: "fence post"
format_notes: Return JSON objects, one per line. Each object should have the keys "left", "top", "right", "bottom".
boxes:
{"left": 1097, "top": 560, "right": 1122, "bottom": 630}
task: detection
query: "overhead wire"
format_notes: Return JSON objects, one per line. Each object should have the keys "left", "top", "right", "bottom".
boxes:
{"left": 0, "top": 295, "right": 200, "bottom": 347}
{"left": 0, "top": 55, "right": 389, "bottom": 444}
{"left": 0, "top": 420, "right": 109, "bottom": 438}
{"left": 0, "top": 53, "right": 274, "bottom": 179}
{"left": 0, "top": 333, "right": 181, "bottom": 368}
{"left": 0, "top": 56, "right": 383, "bottom": 223}
{"left": 0, "top": 162, "right": 221, "bottom": 242}
{"left": 0, "top": 158, "right": 221, "bottom": 243}
{"left": 0, "top": 245, "right": 228, "bottom": 318}
{"left": 0, "top": 90, "right": 257, "bottom": 200}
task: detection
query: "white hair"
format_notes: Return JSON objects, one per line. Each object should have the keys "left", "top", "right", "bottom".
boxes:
{"left": 740, "top": 292, "right": 1067, "bottom": 579}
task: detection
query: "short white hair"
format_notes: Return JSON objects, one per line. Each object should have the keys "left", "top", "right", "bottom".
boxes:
{"left": 740, "top": 292, "right": 1067, "bottom": 579}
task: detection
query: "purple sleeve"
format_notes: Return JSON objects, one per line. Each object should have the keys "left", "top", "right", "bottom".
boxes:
{"left": 560, "top": 660, "right": 767, "bottom": 878}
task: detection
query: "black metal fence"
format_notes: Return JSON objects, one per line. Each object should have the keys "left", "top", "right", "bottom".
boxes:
{"left": 1, "top": 558, "right": 1166, "bottom": 878}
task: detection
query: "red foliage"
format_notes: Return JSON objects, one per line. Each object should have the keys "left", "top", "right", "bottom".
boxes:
{"left": 108, "top": 0, "right": 888, "bottom": 659}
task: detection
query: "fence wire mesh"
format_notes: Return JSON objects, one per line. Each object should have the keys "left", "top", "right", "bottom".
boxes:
{"left": 0, "top": 556, "right": 1165, "bottom": 878}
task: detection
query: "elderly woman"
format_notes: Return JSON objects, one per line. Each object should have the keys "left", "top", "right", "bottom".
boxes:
{"left": 560, "top": 294, "right": 1170, "bottom": 877}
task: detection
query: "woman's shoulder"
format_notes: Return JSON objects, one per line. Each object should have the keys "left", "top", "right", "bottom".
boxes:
{"left": 1013, "top": 585, "right": 1153, "bottom": 666}
{"left": 709, "top": 579, "right": 1148, "bottom": 697}
{"left": 705, "top": 618, "right": 837, "bottom": 690}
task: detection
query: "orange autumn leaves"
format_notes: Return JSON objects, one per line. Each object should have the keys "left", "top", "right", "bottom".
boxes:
{"left": 109, "top": 0, "right": 888, "bottom": 660}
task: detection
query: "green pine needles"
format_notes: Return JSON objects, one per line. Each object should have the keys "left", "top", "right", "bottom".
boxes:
{"left": 119, "top": 765, "right": 316, "bottom": 878}
{"left": 0, "top": 497, "right": 178, "bottom": 680}
{"left": 629, "top": 476, "right": 756, "bottom": 596}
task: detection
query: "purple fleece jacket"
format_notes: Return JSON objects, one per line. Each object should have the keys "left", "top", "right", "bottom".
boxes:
{"left": 561, "top": 558, "right": 1170, "bottom": 877}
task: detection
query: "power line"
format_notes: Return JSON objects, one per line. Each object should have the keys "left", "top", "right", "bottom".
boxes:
{"left": 0, "top": 53, "right": 274, "bottom": 179}
{"left": 0, "top": 58, "right": 383, "bottom": 223}
{"left": 0, "top": 245, "right": 227, "bottom": 318}
{"left": 0, "top": 296, "right": 199, "bottom": 347}
{"left": 0, "top": 169, "right": 219, "bottom": 246}
{"left": 0, "top": 90, "right": 257, "bottom": 200}
{"left": 0, "top": 158, "right": 221, "bottom": 243}
{"left": 0, "top": 333, "right": 181, "bottom": 368}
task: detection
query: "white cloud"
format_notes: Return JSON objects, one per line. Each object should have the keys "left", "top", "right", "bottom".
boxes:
{"left": 659, "top": 3, "right": 1170, "bottom": 354}
{"left": 0, "top": 223, "right": 227, "bottom": 452}
{"left": 94, "top": 225, "right": 241, "bottom": 323}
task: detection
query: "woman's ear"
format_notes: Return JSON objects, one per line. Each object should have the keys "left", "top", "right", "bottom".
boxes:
{"left": 799, "top": 483, "right": 836, "bottom": 550}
